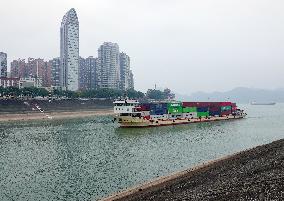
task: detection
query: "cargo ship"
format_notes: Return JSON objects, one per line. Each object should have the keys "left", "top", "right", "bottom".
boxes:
{"left": 113, "top": 99, "right": 246, "bottom": 127}
{"left": 251, "top": 101, "right": 276, "bottom": 105}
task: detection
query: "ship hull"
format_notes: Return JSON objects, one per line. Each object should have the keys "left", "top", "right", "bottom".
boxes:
{"left": 117, "top": 115, "right": 246, "bottom": 128}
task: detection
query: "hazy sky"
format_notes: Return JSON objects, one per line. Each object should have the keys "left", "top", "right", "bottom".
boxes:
{"left": 1, "top": 0, "right": 283, "bottom": 94}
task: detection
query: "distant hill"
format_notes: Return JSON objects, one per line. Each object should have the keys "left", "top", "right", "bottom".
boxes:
{"left": 175, "top": 87, "right": 284, "bottom": 103}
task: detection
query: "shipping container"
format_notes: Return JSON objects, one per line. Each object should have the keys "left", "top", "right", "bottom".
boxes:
{"left": 167, "top": 102, "right": 182, "bottom": 108}
{"left": 139, "top": 104, "right": 150, "bottom": 111}
{"left": 209, "top": 111, "right": 221, "bottom": 116}
{"left": 182, "top": 112, "right": 197, "bottom": 118}
{"left": 219, "top": 102, "right": 232, "bottom": 106}
{"left": 168, "top": 106, "right": 183, "bottom": 114}
{"left": 150, "top": 114, "right": 169, "bottom": 119}
{"left": 183, "top": 102, "right": 222, "bottom": 107}
{"left": 197, "top": 107, "right": 209, "bottom": 112}
{"left": 150, "top": 108, "right": 168, "bottom": 115}
{"left": 221, "top": 106, "right": 232, "bottom": 111}
{"left": 209, "top": 106, "right": 221, "bottom": 112}
{"left": 150, "top": 103, "right": 167, "bottom": 109}
{"left": 182, "top": 107, "right": 197, "bottom": 113}
{"left": 221, "top": 110, "right": 231, "bottom": 116}
{"left": 197, "top": 111, "right": 209, "bottom": 117}
{"left": 168, "top": 114, "right": 183, "bottom": 119}
{"left": 149, "top": 103, "right": 168, "bottom": 115}
{"left": 182, "top": 102, "right": 202, "bottom": 107}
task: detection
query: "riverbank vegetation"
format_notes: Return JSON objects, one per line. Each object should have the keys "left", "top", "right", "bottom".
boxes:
{"left": 0, "top": 86, "right": 175, "bottom": 100}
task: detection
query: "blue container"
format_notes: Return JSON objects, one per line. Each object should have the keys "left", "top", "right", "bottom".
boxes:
{"left": 150, "top": 108, "right": 167, "bottom": 115}
{"left": 209, "top": 111, "right": 220, "bottom": 116}
{"left": 197, "top": 107, "right": 209, "bottom": 112}
{"left": 150, "top": 103, "right": 167, "bottom": 110}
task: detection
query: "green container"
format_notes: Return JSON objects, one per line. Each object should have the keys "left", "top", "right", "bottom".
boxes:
{"left": 167, "top": 102, "right": 182, "bottom": 109}
{"left": 221, "top": 106, "right": 232, "bottom": 111}
{"left": 197, "top": 111, "right": 209, "bottom": 117}
{"left": 182, "top": 107, "right": 197, "bottom": 113}
{"left": 168, "top": 106, "right": 183, "bottom": 114}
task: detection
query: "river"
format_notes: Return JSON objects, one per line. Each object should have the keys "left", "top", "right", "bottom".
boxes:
{"left": 0, "top": 104, "right": 284, "bottom": 200}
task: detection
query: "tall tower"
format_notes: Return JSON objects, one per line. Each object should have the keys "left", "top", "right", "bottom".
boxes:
{"left": 119, "top": 52, "right": 131, "bottom": 90}
{"left": 60, "top": 8, "right": 79, "bottom": 91}
{"left": 97, "top": 42, "right": 120, "bottom": 89}
{"left": 0, "top": 52, "right": 7, "bottom": 77}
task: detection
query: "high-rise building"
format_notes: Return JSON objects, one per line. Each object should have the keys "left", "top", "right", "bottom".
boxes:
{"left": 50, "top": 58, "right": 61, "bottom": 87}
{"left": 27, "top": 58, "right": 45, "bottom": 79}
{"left": 129, "top": 70, "right": 134, "bottom": 89}
{"left": 26, "top": 58, "right": 51, "bottom": 87}
{"left": 43, "top": 61, "right": 52, "bottom": 87}
{"left": 10, "top": 59, "right": 26, "bottom": 78}
{"left": 119, "top": 52, "right": 131, "bottom": 90}
{"left": 79, "top": 57, "right": 87, "bottom": 90}
{"left": 0, "top": 52, "right": 7, "bottom": 77}
{"left": 86, "top": 56, "right": 97, "bottom": 90}
{"left": 79, "top": 56, "right": 98, "bottom": 90}
{"left": 60, "top": 8, "right": 79, "bottom": 91}
{"left": 97, "top": 42, "right": 120, "bottom": 89}
{"left": 10, "top": 58, "right": 51, "bottom": 87}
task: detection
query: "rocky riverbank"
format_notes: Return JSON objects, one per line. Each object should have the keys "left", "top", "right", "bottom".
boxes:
{"left": 102, "top": 139, "right": 284, "bottom": 201}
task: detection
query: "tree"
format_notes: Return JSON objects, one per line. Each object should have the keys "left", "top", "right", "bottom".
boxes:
{"left": 0, "top": 86, "right": 6, "bottom": 97}
{"left": 37, "top": 88, "right": 49, "bottom": 97}
{"left": 146, "top": 89, "right": 166, "bottom": 100}
{"left": 127, "top": 89, "right": 145, "bottom": 99}
{"left": 163, "top": 88, "right": 175, "bottom": 100}
{"left": 146, "top": 88, "right": 175, "bottom": 100}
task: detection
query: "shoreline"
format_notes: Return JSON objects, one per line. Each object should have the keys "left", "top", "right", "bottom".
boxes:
{"left": 0, "top": 109, "right": 114, "bottom": 122}
{"left": 100, "top": 139, "right": 284, "bottom": 201}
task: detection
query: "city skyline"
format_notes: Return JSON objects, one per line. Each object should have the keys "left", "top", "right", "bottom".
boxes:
{"left": 2, "top": 7, "right": 134, "bottom": 92}
{"left": 1, "top": 0, "right": 284, "bottom": 94}
{"left": 4, "top": 42, "right": 134, "bottom": 91}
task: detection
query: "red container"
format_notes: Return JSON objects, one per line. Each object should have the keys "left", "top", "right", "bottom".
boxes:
{"left": 209, "top": 106, "right": 221, "bottom": 112}
{"left": 221, "top": 110, "right": 231, "bottom": 116}
{"left": 183, "top": 102, "right": 217, "bottom": 107}
{"left": 219, "top": 102, "right": 232, "bottom": 106}
{"left": 183, "top": 102, "right": 234, "bottom": 107}
{"left": 182, "top": 102, "right": 196, "bottom": 107}
{"left": 139, "top": 104, "right": 150, "bottom": 111}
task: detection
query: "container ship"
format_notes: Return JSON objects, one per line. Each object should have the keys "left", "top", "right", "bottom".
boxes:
{"left": 113, "top": 99, "right": 246, "bottom": 127}
{"left": 251, "top": 101, "right": 276, "bottom": 105}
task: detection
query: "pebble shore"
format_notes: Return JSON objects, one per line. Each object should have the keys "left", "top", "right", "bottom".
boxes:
{"left": 102, "top": 139, "right": 284, "bottom": 201}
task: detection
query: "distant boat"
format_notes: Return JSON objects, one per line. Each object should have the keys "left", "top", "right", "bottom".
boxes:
{"left": 251, "top": 101, "right": 276, "bottom": 105}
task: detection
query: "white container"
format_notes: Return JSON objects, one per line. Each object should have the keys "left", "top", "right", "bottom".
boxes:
{"left": 168, "top": 113, "right": 183, "bottom": 119}
{"left": 150, "top": 114, "right": 169, "bottom": 119}
{"left": 182, "top": 112, "right": 197, "bottom": 119}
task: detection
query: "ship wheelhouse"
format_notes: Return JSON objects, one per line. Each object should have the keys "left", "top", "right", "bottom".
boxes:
{"left": 113, "top": 99, "right": 141, "bottom": 117}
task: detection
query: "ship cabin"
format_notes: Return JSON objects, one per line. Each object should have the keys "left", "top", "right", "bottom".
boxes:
{"left": 113, "top": 99, "right": 142, "bottom": 117}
